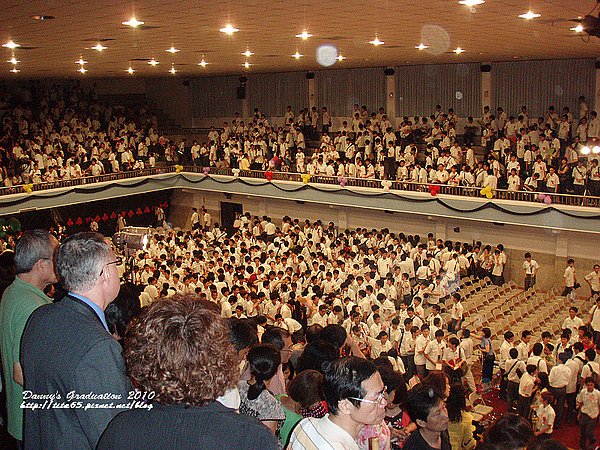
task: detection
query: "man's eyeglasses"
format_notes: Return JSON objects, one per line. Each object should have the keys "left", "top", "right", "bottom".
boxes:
{"left": 99, "top": 257, "right": 123, "bottom": 276}
{"left": 348, "top": 386, "right": 387, "bottom": 406}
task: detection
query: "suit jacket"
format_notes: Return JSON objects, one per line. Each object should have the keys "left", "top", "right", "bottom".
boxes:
{"left": 21, "top": 295, "right": 132, "bottom": 449}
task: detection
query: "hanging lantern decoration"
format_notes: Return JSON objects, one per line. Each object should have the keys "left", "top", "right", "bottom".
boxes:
{"left": 480, "top": 185, "right": 494, "bottom": 199}
{"left": 429, "top": 185, "right": 440, "bottom": 196}
{"left": 202, "top": 167, "right": 211, "bottom": 175}
{"left": 338, "top": 176, "right": 348, "bottom": 187}
{"left": 232, "top": 168, "right": 240, "bottom": 177}
{"left": 301, "top": 173, "right": 311, "bottom": 184}
{"left": 265, "top": 170, "right": 274, "bottom": 181}
{"left": 381, "top": 180, "right": 392, "bottom": 192}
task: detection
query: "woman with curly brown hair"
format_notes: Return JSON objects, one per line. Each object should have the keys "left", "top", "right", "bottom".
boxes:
{"left": 97, "top": 295, "right": 277, "bottom": 449}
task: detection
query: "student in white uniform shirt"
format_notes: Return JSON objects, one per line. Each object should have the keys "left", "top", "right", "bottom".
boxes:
{"left": 548, "top": 352, "right": 572, "bottom": 426}
{"left": 424, "top": 329, "right": 445, "bottom": 375}
{"left": 588, "top": 297, "right": 600, "bottom": 344}
{"left": 533, "top": 391, "right": 555, "bottom": 439}
{"left": 522, "top": 252, "right": 539, "bottom": 291}
{"left": 584, "top": 264, "right": 600, "bottom": 299}
{"left": 505, "top": 348, "right": 526, "bottom": 411}
{"left": 562, "top": 258, "right": 577, "bottom": 297}
{"left": 577, "top": 377, "right": 600, "bottom": 450}
{"left": 562, "top": 306, "right": 584, "bottom": 335}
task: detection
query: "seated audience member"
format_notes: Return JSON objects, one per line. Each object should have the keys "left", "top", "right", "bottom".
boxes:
{"left": 289, "top": 357, "right": 386, "bottom": 449}
{"left": 97, "top": 296, "right": 277, "bottom": 449}
{"left": 403, "top": 384, "right": 451, "bottom": 450}
{"left": 238, "top": 344, "right": 286, "bottom": 443}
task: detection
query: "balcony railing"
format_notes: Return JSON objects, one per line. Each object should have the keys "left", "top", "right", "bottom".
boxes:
{"left": 2, "top": 165, "right": 598, "bottom": 208}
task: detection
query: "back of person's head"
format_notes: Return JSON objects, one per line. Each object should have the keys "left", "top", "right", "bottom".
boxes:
{"left": 322, "top": 356, "right": 377, "bottom": 415}
{"left": 247, "top": 344, "right": 281, "bottom": 400}
{"left": 446, "top": 383, "right": 468, "bottom": 423}
{"left": 57, "top": 232, "right": 111, "bottom": 292}
{"left": 319, "top": 324, "right": 347, "bottom": 351}
{"left": 305, "top": 324, "right": 323, "bottom": 343}
{"left": 124, "top": 295, "right": 238, "bottom": 406}
{"left": 482, "top": 413, "right": 533, "bottom": 450}
{"left": 532, "top": 342, "right": 543, "bottom": 356}
{"left": 105, "top": 282, "right": 141, "bottom": 339}
{"left": 261, "top": 326, "right": 290, "bottom": 351}
{"left": 421, "top": 371, "right": 450, "bottom": 399}
{"left": 379, "top": 367, "right": 407, "bottom": 406}
{"left": 228, "top": 318, "right": 258, "bottom": 352}
{"left": 296, "top": 340, "right": 339, "bottom": 373}
{"left": 288, "top": 369, "right": 324, "bottom": 408}
{"left": 14, "top": 229, "right": 56, "bottom": 275}
{"left": 527, "top": 440, "right": 568, "bottom": 450}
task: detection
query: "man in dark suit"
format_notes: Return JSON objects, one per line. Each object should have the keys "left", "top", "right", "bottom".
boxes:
{"left": 21, "top": 232, "right": 132, "bottom": 449}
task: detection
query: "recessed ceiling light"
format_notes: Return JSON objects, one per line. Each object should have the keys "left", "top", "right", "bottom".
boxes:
{"left": 78, "top": 67, "right": 88, "bottom": 74}
{"left": 369, "top": 36, "right": 384, "bottom": 46}
{"left": 219, "top": 24, "right": 239, "bottom": 34}
{"left": 415, "top": 43, "right": 429, "bottom": 50}
{"left": 458, "top": 0, "right": 484, "bottom": 5}
{"left": 242, "top": 50, "right": 254, "bottom": 57}
{"left": 243, "top": 61, "right": 251, "bottom": 68}
{"left": 337, "top": 54, "right": 346, "bottom": 61}
{"left": 75, "top": 58, "right": 88, "bottom": 65}
{"left": 198, "top": 58, "right": 208, "bottom": 67}
{"left": 92, "top": 44, "right": 107, "bottom": 51}
{"left": 570, "top": 24, "right": 584, "bottom": 33}
{"left": 2, "top": 41, "right": 20, "bottom": 49}
{"left": 148, "top": 58, "right": 159, "bottom": 66}
{"left": 31, "top": 15, "right": 55, "bottom": 20}
{"left": 169, "top": 65, "right": 176, "bottom": 75}
{"left": 10, "top": 68, "right": 20, "bottom": 73}
{"left": 292, "top": 51, "right": 303, "bottom": 59}
{"left": 166, "top": 46, "right": 180, "bottom": 53}
{"left": 122, "top": 17, "right": 144, "bottom": 27}
{"left": 295, "top": 30, "right": 313, "bottom": 40}
{"left": 518, "top": 11, "right": 541, "bottom": 20}
{"left": 453, "top": 47, "right": 465, "bottom": 54}
{"left": 127, "top": 66, "right": 135, "bottom": 74}
{"left": 7, "top": 57, "right": 20, "bottom": 65}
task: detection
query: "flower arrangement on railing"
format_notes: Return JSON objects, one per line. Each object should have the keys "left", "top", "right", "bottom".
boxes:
{"left": 338, "top": 176, "right": 348, "bottom": 187}
{"left": 265, "top": 170, "right": 274, "bottom": 181}
{"left": 301, "top": 174, "right": 311, "bottom": 184}
{"left": 202, "top": 167, "right": 211, "bottom": 176}
{"left": 232, "top": 168, "right": 240, "bottom": 177}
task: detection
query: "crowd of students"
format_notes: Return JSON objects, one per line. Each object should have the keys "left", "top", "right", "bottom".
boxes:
{"left": 112, "top": 211, "right": 600, "bottom": 449}
{"left": 0, "top": 80, "right": 176, "bottom": 188}
{"left": 193, "top": 100, "right": 600, "bottom": 197}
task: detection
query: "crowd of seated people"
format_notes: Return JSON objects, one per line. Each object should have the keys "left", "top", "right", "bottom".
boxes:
{"left": 2, "top": 211, "right": 600, "bottom": 449}
{"left": 194, "top": 99, "right": 600, "bottom": 197}
{"left": 0, "top": 80, "right": 180, "bottom": 188}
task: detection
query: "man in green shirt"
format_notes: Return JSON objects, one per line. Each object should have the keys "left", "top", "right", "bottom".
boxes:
{"left": 0, "top": 230, "right": 58, "bottom": 444}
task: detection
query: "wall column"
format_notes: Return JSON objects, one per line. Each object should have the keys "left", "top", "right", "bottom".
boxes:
{"left": 481, "top": 62, "right": 492, "bottom": 113}
{"left": 386, "top": 70, "right": 396, "bottom": 125}
{"left": 595, "top": 60, "right": 600, "bottom": 113}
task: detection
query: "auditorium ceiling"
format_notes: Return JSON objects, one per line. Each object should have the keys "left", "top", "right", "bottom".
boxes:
{"left": 0, "top": 0, "right": 598, "bottom": 78}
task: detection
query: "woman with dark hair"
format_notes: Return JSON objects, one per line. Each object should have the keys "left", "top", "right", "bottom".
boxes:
{"left": 380, "top": 367, "right": 416, "bottom": 449}
{"left": 105, "top": 282, "right": 141, "bottom": 342}
{"left": 480, "top": 327, "right": 495, "bottom": 389}
{"left": 478, "top": 413, "right": 533, "bottom": 450}
{"left": 97, "top": 295, "right": 277, "bottom": 449}
{"left": 403, "top": 384, "right": 451, "bottom": 450}
{"left": 446, "top": 383, "right": 476, "bottom": 450}
{"left": 421, "top": 371, "right": 451, "bottom": 400}
{"left": 238, "top": 344, "right": 285, "bottom": 443}
{"left": 295, "top": 339, "right": 339, "bottom": 373}
{"left": 288, "top": 369, "right": 327, "bottom": 418}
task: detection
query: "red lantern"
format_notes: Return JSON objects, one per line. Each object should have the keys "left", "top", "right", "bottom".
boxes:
{"left": 95, "top": 215, "right": 101, "bottom": 222}
{"left": 128, "top": 210, "right": 134, "bottom": 218}
{"left": 75, "top": 217, "right": 83, "bottom": 225}
{"left": 144, "top": 206, "right": 151, "bottom": 214}
{"left": 136, "top": 208, "right": 143, "bottom": 216}
{"left": 85, "top": 217, "right": 91, "bottom": 224}
{"left": 102, "top": 213, "right": 109, "bottom": 221}
{"left": 67, "top": 218, "right": 74, "bottom": 226}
